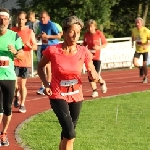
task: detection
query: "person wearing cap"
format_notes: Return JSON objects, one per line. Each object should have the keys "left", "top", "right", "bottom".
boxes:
{"left": 132, "top": 17, "right": 150, "bottom": 83}
{"left": 0, "top": 8, "right": 24, "bottom": 146}
{"left": 37, "top": 16, "right": 99, "bottom": 150}
{"left": 83, "top": 19, "right": 107, "bottom": 98}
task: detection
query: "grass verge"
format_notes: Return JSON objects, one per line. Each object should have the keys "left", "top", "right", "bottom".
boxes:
{"left": 18, "top": 91, "right": 150, "bottom": 150}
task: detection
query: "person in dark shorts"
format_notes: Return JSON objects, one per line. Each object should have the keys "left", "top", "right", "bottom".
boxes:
{"left": 0, "top": 8, "right": 24, "bottom": 146}
{"left": 83, "top": 19, "right": 108, "bottom": 97}
{"left": 11, "top": 11, "right": 37, "bottom": 113}
{"left": 132, "top": 17, "right": 150, "bottom": 83}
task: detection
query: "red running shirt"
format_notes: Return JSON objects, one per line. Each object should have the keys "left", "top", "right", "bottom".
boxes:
{"left": 11, "top": 27, "right": 35, "bottom": 67}
{"left": 83, "top": 30, "right": 107, "bottom": 60}
{"left": 43, "top": 43, "right": 93, "bottom": 102}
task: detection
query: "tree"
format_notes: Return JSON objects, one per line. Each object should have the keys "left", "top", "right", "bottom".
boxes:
{"left": 16, "top": 0, "right": 119, "bottom": 37}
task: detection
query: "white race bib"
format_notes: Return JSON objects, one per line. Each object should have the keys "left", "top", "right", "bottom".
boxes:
{"left": 0, "top": 56, "right": 9, "bottom": 68}
{"left": 89, "top": 49, "right": 96, "bottom": 53}
{"left": 60, "top": 79, "right": 79, "bottom": 96}
{"left": 135, "top": 37, "right": 142, "bottom": 45}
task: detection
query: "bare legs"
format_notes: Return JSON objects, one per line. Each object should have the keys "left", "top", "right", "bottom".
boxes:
{"left": 59, "top": 138, "right": 74, "bottom": 150}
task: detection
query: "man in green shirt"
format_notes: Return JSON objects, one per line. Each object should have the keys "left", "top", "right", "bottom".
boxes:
{"left": 0, "top": 8, "right": 24, "bottom": 146}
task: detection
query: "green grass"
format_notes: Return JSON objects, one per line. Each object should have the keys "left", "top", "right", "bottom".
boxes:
{"left": 18, "top": 91, "right": 150, "bottom": 150}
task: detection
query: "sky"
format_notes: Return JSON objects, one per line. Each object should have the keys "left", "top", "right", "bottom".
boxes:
{"left": 0, "top": 0, "right": 18, "bottom": 9}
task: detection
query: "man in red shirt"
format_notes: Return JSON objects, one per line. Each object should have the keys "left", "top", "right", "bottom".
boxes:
{"left": 11, "top": 11, "right": 37, "bottom": 113}
{"left": 83, "top": 19, "right": 107, "bottom": 97}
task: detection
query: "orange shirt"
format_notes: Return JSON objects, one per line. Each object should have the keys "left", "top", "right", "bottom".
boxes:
{"left": 43, "top": 43, "right": 93, "bottom": 103}
{"left": 83, "top": 30, "right": 107, "bottom": 60}
{"left": 11, "top": 27, "right": 35, "bottom": 67}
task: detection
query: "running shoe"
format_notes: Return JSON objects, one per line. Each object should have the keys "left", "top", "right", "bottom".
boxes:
{"left": 19, "top": 106, "right": 26, "bottom": 113}
{"left": 143, "top": 77, "right": 148, "bottom": 83}
{"left": 37, "top": 87, "right": 45, "bottom": 95}
{"left": 92, "top": 91, "right": 98, "bottom": 98}
{"left": 14, "top": 96, "right": 19, "bottom": 108}
{"left": 0, "top": 132, "right": 9, "bottom": 146}
{"left": 100, "top": 81, "right": 107, "bottom": 93}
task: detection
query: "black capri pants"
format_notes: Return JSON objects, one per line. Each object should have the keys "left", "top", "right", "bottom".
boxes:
{"left": 50, "top": 99, "right": 83, "bottom": 140}
{"left": 88, "top": 60, "right": 101, "bottom": 82}
{"left": 0, "top": 80, "right": 16, "bottom": 116}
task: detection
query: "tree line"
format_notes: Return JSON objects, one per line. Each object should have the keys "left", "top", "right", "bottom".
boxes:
{"left": 14, "top": 0, "right": 150, "bottom": 38}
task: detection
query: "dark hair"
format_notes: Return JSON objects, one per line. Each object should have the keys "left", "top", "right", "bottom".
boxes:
{"left": 62, "top": 16, "right": 84, "bottom": 32}
{"left": 17, "top": 11, "right": 27, "bottom": 19}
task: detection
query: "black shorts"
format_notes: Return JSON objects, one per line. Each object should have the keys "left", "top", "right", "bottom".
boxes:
{"left": 0, "top": 80, "right": 16, "bottom": 116}
{"left": 134, "top": 51, "right": 148, "bottom": 61}
{"left": 93, "top": 60, "right": 101, "bottom": 73}
{"left": 14, "top": 66, "right": 31, "bottom": 79}
{"left": 88, "top": 60, "right": 101, "bottom": 82}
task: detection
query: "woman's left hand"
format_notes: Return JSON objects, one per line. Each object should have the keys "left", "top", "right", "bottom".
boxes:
{"left": 88, "top": 70, "right": 99, "bottom": 82}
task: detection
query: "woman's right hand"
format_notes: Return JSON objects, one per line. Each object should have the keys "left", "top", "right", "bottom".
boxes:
{"left": 43, "top": 87, "right": 52, "bottom": 96}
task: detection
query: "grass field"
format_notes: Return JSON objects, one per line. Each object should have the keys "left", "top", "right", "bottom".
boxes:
{"left": 18, "top": 91, "right": 150, "bottom": 150}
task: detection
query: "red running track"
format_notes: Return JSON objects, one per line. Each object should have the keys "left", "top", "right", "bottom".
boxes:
{"left": 1, "top": 68, "right": 150, "bottom": 150}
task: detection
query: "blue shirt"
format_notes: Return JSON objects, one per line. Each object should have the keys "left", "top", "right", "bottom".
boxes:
{"left": 39, "top": 20, "right": 59, "bottom": 49}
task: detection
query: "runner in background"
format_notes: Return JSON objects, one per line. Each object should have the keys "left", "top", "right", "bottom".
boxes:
{"left": 132, "top": 17, "right": 150, "bottom": 83}
{"left": 0, "top": 8, "right": 24, "bottom": 146}
{"left": 37, "top": 15, "right": 99, "bottom": 150}
{"left": 36, "top": 10, "right": 61, "bottom": 95}
{"left": 83, "top": 19, "right": 107, "bottom": 98}
{"left": 11, "top": 11, "right": 37, "bottom": 113}
{"left": 27, "top": 11, "right": 41, "bottom": 74}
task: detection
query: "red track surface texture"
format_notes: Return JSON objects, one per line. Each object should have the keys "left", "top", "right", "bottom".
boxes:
{"left": 1, "top": 68, "right": 150, "bottom": 150}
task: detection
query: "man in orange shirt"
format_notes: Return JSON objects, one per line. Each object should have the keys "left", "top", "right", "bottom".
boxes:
{"left": 11, "top": 11, "right": 37, "bottom": 113}
{"left": 83, "top": 19, "right": 107, "bottom": 97}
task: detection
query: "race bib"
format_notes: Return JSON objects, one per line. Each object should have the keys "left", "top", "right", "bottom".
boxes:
{"left": 0, "top": 56, "right": 9, "bottom": 68}
{"left": 60, "top": 79, "right": 79, "bottom": 96}
{"left": 89, "top": 49, "right": 96, "bottom": 53}
{"left": 135, "top": 37, "right": 142, "bottom": 45}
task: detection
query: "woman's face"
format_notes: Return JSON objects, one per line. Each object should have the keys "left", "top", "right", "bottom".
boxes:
{"left": 64, "top": 24, "right": 81, "bottom": 45}
{"left": 87, "top": 24, "right": 96, "bottom": 34}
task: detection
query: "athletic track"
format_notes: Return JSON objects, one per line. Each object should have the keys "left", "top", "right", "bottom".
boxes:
{"left": 1, "top": 68, "right": 150, "bottom": 150}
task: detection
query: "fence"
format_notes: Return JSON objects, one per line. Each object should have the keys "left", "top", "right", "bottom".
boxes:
{"left": 31, "top": 37, "right": 148, "bottom": 77}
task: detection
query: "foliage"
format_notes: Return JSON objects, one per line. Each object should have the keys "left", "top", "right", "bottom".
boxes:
{"left": 15, "top": 0, "right": 150, "bottom": 38}
{"left": 16, "top": 0, "right": 119, "bottom": 37}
